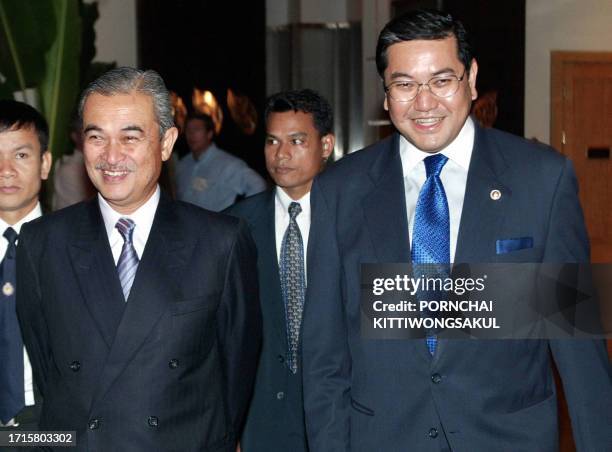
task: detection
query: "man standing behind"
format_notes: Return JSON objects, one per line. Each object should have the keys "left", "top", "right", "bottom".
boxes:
{"left": 227, "top": 89, "right": 334, "bottom": 452}
{"left": 0, "top": 100, "right": 51, "bottom": 435}
{"left": 176, "top": 113, "right": 266, "bottom": 211}
{"left": 17, "top": 67, "right": 261, "bottom": 452}
{"left": 52, "top": 117, "right": 95, "bottom": 210}
{"left": 303, "top": 10, "right": 611, "bottom": 452}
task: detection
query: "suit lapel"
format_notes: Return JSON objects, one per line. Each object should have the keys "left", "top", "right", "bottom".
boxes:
{"left": 251, "top": 192, "right": 287, "bottom": 349}
{"left": 92, "top": 195, "right": 190, "bottom": 406}
{"left": 69, "top": 200, "right": 125, "bottom": 348}
{"left": 438, "top": 125, "right": 511, "bottom": 360}
{"left": 454, "top": 125, "right": 511, "bottom": 263}
{"left": 362, "top": 134, "right": 411, "bottom": 263}
{"left": 359, "top": 136, "right": 432, "bottom": 362}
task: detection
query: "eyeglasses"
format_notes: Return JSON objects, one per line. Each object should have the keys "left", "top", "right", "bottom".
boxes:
{"left": 384, "top": 71, "right": 466, "bottom": 102}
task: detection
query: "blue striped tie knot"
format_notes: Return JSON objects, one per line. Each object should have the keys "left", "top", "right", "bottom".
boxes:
{"left": 116, "top": 217, "right": 136, "bottom": 243}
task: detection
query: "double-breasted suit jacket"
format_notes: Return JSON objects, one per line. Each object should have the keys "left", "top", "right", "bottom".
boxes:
{"left": 16, "top": 195, "right": 262, "bottom": 452}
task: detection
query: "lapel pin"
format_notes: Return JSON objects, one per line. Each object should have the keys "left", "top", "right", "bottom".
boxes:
{"left": 490, "top": 189, "right": 502, "bottom": 201}
{"left": 3, "top": 282, "right": 14, "bottom": 296}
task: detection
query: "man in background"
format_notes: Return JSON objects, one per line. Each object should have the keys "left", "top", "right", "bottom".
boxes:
{"left": 17, "top": 67, "right": 261, "bottom": 451}
{"left": 0, "top": 100, "right": 52, "bottom": 437}
{"left": 228, "top": 89, "right": 334, "bottom": 452}
{"left": 52, "top": 116, "right": 95, "bottom": 210}
{"left": 176, "top": 113, "right": 266, "bottom": 211}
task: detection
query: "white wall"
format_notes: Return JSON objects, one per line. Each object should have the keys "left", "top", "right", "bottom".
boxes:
{"left": 525, "top": 0, "right": 612, "bottom": 143}
{"left": 85, "top": 0, "right": 137, "bottom": 67}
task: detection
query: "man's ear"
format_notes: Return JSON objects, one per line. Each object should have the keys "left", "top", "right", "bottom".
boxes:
{"left": 40, "top": 150, "right": 52, "bottom": 180}
{"left": 321, "top": 134, "right": 335, "bottom": 159}
{"left": 161, "top": 127, "right": 179, "bottom": 161}
{"left": 468, "top": 58, "right": 478, "bottom": 101}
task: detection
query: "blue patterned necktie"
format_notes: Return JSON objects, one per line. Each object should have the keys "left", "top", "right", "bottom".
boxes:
{"left": 115, "top": 218, "right": 139, "bottom": 301}
{"left": 411, "top": 154, "right": 450, "bottom": 355}
{"left": 280, "top": 202, "right": 305, "bottom": 374}
{"left": 0, "top": 227, "right": 24, "bottom": 423}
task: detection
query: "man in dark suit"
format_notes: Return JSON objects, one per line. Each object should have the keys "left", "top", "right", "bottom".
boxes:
{"left": 0, "top": 100, "right": 52, "bottom": 440}
{"left": 302, "top": 10, "right": 611, "bottom": 452}
{"left": 227, "top": 89, "right": 334, "bottom": 452}
{"left": 16, "top": 67, "right": 261, "bottom": 452}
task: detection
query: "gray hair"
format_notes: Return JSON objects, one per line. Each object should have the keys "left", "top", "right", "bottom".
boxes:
{"left": 78, "top": 67, "right": 175, "bottom": 139}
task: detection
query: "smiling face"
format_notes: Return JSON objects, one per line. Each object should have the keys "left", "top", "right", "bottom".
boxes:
{"left": 82, "top": 92, "right": 177, "bottom": 214}
{"left": 383, "top": 36, "right": 478, "bottom": 153}
{"left": 0, "top": 126, "right": 51, "bottom": 224}
{"left": 265, "top": 110, "right": 334, "bottom": 200}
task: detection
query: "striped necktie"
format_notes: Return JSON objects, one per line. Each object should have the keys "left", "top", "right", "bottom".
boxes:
{"left": 115, "top": 218, "right": 139, "bottom": 301}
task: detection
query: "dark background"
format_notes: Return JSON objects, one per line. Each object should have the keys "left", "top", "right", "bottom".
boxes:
{"left": 137, "top": 0, "right": 525, "bottom": 176}
{"left": 137, "top": 0, "right": 267, "bottom": 175}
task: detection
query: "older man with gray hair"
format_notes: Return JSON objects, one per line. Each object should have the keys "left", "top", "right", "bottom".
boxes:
{"left": 16, "top": 67, "right": 261, "bottom": 452}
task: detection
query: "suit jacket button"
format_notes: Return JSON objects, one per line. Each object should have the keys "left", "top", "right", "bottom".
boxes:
{"left": 148, "top": 416, "right": 159, "bottom": 427}
{"left": 88, "top": 419, "right": 100, "bottom": 430}
{"left": 69, "top": 361, "right": 81, "bottom": 372}
{"left": 431, "top": 373, "right": 442, "bottom": 384}
{"left": 277, "top": 354, "right": 284, "bottom": 363}
{"left": 168, "top": 359, "right": 179, "bottom": 369}
{"left": 276, "top": 391, "right": 285, "bottom": 400}
{"left": 428, "top": 427, "right": 438, "bottom": 438}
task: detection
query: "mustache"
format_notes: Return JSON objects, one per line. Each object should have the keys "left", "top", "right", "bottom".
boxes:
{"left": 95, "top": 162, "right": 136, "bottom": 172}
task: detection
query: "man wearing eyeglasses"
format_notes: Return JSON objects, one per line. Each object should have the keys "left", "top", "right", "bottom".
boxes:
{"left": 302, "top": 9, "right": 611, "bottom": 452}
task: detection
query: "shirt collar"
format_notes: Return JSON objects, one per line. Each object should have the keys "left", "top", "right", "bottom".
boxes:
{"left": 98, "top": 185, "right": 160, "bottom": 239}
{"left": 275, "top": 187, "right": 311, "bottom": 217}
{"left": 0, "top": 203, "right": 43, "bottom": 235}
{"left": 399, "top": 116, "right": 475, "bottom": 176}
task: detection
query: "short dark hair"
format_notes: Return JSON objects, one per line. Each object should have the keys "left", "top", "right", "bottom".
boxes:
{"left": 0, "top": 99, "right": 49, "bottom": 153}
{"left": 376, "top": 9, "right": 473, "bottom": 77}
{"left": 264, "top": 89, "right": 333, "bottom": 137}
{"left": 185, "top": 113, "right": 215, "bottom": 136}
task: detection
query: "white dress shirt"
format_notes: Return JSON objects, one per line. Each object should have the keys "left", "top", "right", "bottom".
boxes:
{"left": 274, "top": 188, "right": 311, "bottom": 281}
{"left": 0, "top": 203, "right": 42, "bottom": 408}
{"left": 400, "top": 117, "right": 475, "bottom": 263}
{"left": 98, "top": 186, "right": 160, "bottom": 264}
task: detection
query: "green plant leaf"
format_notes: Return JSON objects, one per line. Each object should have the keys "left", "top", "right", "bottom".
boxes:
{"left": 0, "top": 0, "right": 55, "bottom": 98}
{"left": 39, "top": 0, "right": 81, "bottom": 161}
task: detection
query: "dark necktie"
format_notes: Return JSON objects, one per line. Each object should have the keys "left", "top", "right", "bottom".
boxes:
{"left": 0, "top": 227, "right": 25, "bottom": 423}
{"left": 115, "top": 218, "right": 139, "bottom": 301}
{"left": 411, "top": 154, "right": 450, "bottom": 355}
{"left": 280, "top": 202, "right": 305, "bottom": 374}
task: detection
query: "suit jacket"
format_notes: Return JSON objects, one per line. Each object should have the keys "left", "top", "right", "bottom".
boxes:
{"left": 227, "top": 190, "right": 308, "bottom": 452}
{"left": 302, "top": 125, "right": 612, "bottom": 452}
{"left": 16, "top": 195, "right": 262, "bottom": 452}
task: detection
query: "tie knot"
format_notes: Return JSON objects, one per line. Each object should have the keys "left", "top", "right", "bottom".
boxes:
{"left": 288, "top": 202, "right": 302, "bottom": 220}
{"left": 116, "top": 218, "right": 136, "bottom": 243}
{"left": 424, "top": 153, "right": 448, "bottom": 178}
{"left": 3, "top": 227, "right": 18, "bottom": 246}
